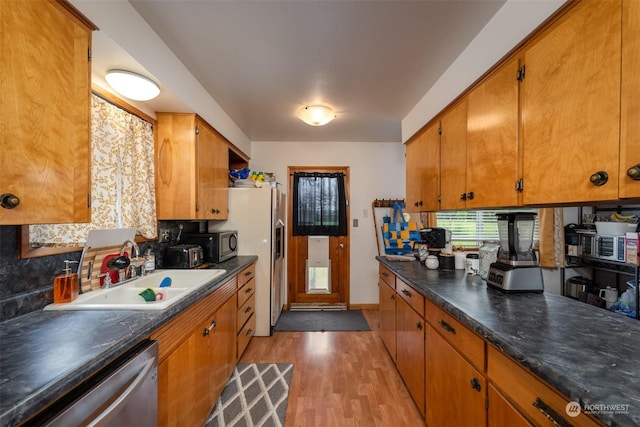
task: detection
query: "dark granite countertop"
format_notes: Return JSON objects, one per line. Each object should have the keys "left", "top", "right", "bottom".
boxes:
{"left": 0, "top": 256, "right": 257, "bottom": 427}
{"left": 378, "top": 256, "right": 640, "bottom": 427}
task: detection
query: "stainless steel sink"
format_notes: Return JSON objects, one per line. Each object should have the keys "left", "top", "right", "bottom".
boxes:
{"left": 44, "top": 269, "right": 226, "bottom": 311}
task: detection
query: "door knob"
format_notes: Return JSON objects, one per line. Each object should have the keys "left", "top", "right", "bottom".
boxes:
{"left": 339, "top": 243, "right": 345, "bottom": 249}
{"left": 589, "top": 171, "right": 608, "bottom": 186}
{"left": 627, "top": 164, "right": 640, "bottom": 181}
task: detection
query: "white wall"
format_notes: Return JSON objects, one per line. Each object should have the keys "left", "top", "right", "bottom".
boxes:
{"left": 250, "top": 141, "right": 406, "bottom": 305}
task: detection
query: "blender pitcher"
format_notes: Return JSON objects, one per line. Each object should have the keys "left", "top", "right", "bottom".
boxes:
{"left": 496, "top": 212, "right": 538, "bottom": 266}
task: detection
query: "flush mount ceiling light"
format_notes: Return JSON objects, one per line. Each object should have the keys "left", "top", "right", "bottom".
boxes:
{"left": 104, "top": 70, "right": 160, "bottom": 101}
{"left": 297, "top": 105, "right": 336, "bottom": 126}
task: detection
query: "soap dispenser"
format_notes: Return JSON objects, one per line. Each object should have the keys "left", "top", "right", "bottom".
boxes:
{"left": 53, "top": 260, "right": 79, "bottom": 304}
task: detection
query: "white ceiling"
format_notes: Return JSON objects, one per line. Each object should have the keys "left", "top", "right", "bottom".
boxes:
{"left": 86, "top": 1, "right": 507, "bottom": 143}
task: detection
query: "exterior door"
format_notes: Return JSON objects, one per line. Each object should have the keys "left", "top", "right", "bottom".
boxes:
{"left": 287, "top": 166, "right": 350, "bottom": 307}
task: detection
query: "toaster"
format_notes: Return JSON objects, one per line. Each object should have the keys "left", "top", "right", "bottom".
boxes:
{"left": 163, "top": 244, "right": 204, "bottom": 269}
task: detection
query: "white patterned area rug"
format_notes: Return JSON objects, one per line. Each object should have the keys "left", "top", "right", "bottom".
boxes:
{"left": 206, "top": 363, "right": 294, "bottom": 427}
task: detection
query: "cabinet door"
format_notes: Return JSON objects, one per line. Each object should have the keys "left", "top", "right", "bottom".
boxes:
{"left": 209, "top": 296, "right": 237, "bottom": 405}
{"left": 488, "top": 384, "right": 532, "bottom": 427}
{"left": 426, "top": 325, "right": 485, "bottom": 427}
{"left": 211, "top": 130, "right": 229, "bottom": 219}
{"left": 440, "top": 100, "right": 468, "bottom": 210}
{"left": 620, "top": 0, "right": 640, "bottom": 198}
{"left": 196, "top": 120, "right": 218, "bottom": 220}
{"left": 406, "top": 122, "right": 440, "bottom": 212}
{"left": 378, "top": 278, "right": 396, "bottom": 361}
{"left": 157, "top": 324, "right": 211, "bottom": 426}
{"left": 396, "top": 297, "right": 425, "bottom": 417}
{"left": 467, "top": 59, "right": 520, "bottom": 208}
{"left": 405, "top": 136, "right": 424, "bottom": 213}
{"left": 522, "top": 1, "right": 621, "bottom": 204}
{"left": 1, "top": 0, "right": 92, "bottom": 224}
{"left": 156, "top": 113, "right": 198, "bottom": 219}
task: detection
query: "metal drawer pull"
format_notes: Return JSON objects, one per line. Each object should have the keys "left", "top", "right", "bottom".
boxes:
{"left": 401, "top": 289, "right": 412, "bottom": 298}
{"left": 532, "top": 397, "right": 572, "bottom": 427}
{"left": 470, "top": 377, "right": 481, "bottom": 392}
{"left": 245, "top": 287, "right": 253, "bottom": 293}
{"left": 244, "top": 306, "right": 252, "bottom": 313}
{"left": 246, "top": 328, "right": 253, "bottom": 336}
{"left": 382, "top": 272, "right": 388, "bottom": 277}
{"left": 438, "top": 319, "right": 456, "bottom": 334}
{"left": 417, "top": 321, "right": 423, "bottom": 330}
{"left": 203, "top": 320, "right": 217, "bottom": 336}
{"left": 245, "top": 271, "right": 253, "bottom": 276}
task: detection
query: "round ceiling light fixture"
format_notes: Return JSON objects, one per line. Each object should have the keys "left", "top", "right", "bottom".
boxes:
{"left": 297, "top": 105, "right": 336, "bottom": 126}
{"left": 105, "top": 70, "right": 160, "bottom": 101}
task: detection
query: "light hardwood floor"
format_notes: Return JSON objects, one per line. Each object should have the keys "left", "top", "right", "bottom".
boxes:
{"left": 239, "top": 310, "right": 426, "bottom": 427}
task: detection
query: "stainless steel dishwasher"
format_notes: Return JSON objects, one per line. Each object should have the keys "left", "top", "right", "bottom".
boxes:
{"left": 34, "top": 340, "right": 158, "bottom": 426}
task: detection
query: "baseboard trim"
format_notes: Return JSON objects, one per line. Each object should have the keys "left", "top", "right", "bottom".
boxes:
{"left": 350, "top": 303, "right": 379, "bottom": 311}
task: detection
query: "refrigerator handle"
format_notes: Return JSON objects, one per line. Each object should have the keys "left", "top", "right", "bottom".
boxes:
{"left": 277, "top": 219, "right": 285, "bottom": 227}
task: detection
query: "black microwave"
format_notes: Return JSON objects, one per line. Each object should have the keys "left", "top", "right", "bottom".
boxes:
{"left": 182, "top": 231, "right": 238, "bottom": 263}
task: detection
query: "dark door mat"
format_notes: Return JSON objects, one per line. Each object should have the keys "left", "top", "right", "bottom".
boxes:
{"left": 274, "top": 309, "right": 371, "bottom": 332}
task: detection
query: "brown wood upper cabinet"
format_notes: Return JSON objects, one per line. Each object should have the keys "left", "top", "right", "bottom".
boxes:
{"left": 156, "top": 113, "right": 229, "bottom": 220}
{"left": 466, "top": 58, "right": 520, "bottom": 208}
{"left": 440, "top": 100, "right": 468, "bottom": 210}
{"left": 521, "top": 0, "right": 622, "bottom": 205}
{"left": 405, "top": 122, "right": 440, "bottom": 212}
{"left": 1, "top": 0, "right": 95, "bottom": 225}
{"left": 620, "top": 0, "right": 640, "bottom": 199}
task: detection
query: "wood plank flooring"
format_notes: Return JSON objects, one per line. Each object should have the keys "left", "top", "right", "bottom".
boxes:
{"left": 239, "top": 310, "right": 426, "bottom": 427}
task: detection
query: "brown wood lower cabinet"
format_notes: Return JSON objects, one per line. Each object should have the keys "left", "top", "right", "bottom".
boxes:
{"left": 151, "top": 277, "right": 237, "bottom": 427}
{"left": 378, "top": 278, "right": 396, "bottom": 361}
{"left": 396, "top": 296, "right": 425, "bottom": 417}
{"left": 488, "top": 384, "right": 533, "bottom": 427}
{"left": 426, "top": 324, "right": 486, "bottom": 427}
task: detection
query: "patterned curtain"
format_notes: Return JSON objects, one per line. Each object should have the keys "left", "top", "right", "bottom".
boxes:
{"left": 29, "top": 95, "right": 157, "bottom": 247}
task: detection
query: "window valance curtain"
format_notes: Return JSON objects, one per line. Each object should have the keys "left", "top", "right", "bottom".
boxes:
{"left": 29, "top": 94, "right": 157, "bottom": 247}
{"left": 292, "top": 172, "right": 347, "bottom": 236}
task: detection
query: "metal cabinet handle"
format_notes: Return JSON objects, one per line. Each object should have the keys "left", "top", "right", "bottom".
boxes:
{"left": 589, "top": 171, "right": 608, "bottom": 186}
{"left": 467, "top": 191, "right": 474, "bottom": 200}
{"left": 438, "top": 319, "right": 456, "bottom": 334}
{"left": 390, "top": 294, "right": 395, "bottom": 300}
{"left": 1, "top": 193, "right": 20, "bottom": 209}
{"left": 246, "top": 328, "right": 253, "bottom": 336}
{"left": 417, "top": 321, "right": 423, "bottom": 330}
{"left": 460, "top": 193, "right": 467, "bottom": 201}
{"left": 245, "top": 271, "right": 253, "bottom": 277}
{"left": 203, "top": 320, "right": 217, "bottom": 336}
{"left": 245, "top": 287, "right": 253, "bottom": 294}
{"left": 470, "top": 377, "right": 482, "bottom": 392}
{"left": 401, "top": 289, "right": 412, "bottom": 298}
{"left": 244, "top": 306, "right": 252, "bottom": 313}
{"left": 627, "top": 164, "right": 640, "bottom": 181}
{"left": 418, "top": 201, "right": 423, "bottom": 206}
{"left": 532, "top": 397, "right": 572, "bottom": 427}
{"left": 382, "top": 272, "right": 389, "bottom": 277}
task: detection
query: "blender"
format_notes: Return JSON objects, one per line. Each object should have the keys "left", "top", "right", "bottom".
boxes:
{"left": 486, "top": 212, "right": 544, "bottom": 293}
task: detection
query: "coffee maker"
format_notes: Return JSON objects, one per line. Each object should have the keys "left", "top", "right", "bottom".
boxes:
{"left": 486, "top": 212, "right": 544, "bottom": 293}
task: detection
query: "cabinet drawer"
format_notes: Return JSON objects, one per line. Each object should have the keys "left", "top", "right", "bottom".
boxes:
{"left": 488, "top": 345, "right": 604, "bottom": 427}
{"left": 379, "top": 264, "right": 395, "bottom": 289}
{"left": 237, "top": 313, "right": 256, "bottom": 359}
{"left": 237, "top": 279, "right": 255, "bottom": 309}
{"left": 238, "top": 264, "right": 255, "bottom": 289}
{"left": 237, "top": 293, "right": 255, "bottom": 333}
{"left": 396, "top": 278, "right": 424, "bottom": 317}
{"left": 425, "top": 299, "right": 485, "bottom": 371}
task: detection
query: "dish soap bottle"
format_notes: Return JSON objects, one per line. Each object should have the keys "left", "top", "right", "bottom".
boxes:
{"left": 53, "top": 260, "right": 79, "bottom": 304}
{"left": 145, "top": 248, "right": 155, "bottom": 272}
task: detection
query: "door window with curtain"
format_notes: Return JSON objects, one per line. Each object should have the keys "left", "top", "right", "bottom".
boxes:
{"left": 292, "top": 172, "right": 347, "bottom": 236}
{"left": 28, "top": 94, "right": 157, "bottom": 247}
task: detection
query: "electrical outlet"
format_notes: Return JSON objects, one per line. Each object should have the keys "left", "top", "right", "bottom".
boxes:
{"left": 353, "top": 218, "right": 358, "bottom": 227}
{"left": 362, "top": 208, "right": 368, "bottom": 218}
{"left": 160, "top": 228, "right": 171, "bottom": 243}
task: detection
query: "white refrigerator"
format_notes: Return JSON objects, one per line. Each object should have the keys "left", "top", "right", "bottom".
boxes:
{"left": 210, "top": 187, "right": 286, "bottom": 336}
